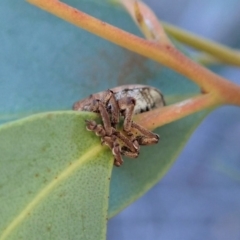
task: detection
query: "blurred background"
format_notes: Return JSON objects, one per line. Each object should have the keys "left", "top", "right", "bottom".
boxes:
{"left": 107, "top": 0, "right": 240, "bottom": 239}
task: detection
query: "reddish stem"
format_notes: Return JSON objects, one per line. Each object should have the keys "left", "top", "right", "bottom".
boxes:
{"left": 134, "top": 93, "right": 218, "bottom": 129}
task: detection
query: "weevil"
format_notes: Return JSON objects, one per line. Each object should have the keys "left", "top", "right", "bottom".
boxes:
{"left": 73, "top": 84, "right": 165, "bottom": 166}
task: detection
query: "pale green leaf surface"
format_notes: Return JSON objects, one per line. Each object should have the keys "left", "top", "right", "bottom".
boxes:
{"left": 0, "top": 112, "right": 112, "bottom": 240}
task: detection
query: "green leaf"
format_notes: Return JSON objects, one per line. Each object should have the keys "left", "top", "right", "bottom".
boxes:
{"left": 0, "top": 112, "right": 112, "bottom": 240}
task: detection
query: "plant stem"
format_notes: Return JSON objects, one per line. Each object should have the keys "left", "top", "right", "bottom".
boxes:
{"left": 120, "top": 0, "right": 240, "bottom": 67}
{"left": 134, "top": 93, "right": 218, "bottom": 129}
{"left": 119, "top": 0, "right": 172, "bottom": 44}
{"left": 162, "top": 22, "right": 240, "bottom": 67}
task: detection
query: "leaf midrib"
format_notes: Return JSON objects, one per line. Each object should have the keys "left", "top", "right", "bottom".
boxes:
{"left": 0, "top": 145, "right": 103, "bottom": 240}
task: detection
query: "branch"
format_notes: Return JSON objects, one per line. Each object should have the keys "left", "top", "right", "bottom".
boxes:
{"left": 27, "top": 0, "right": 240, "bottom": 108}
{"left": 134, "top": 93, "right": 218, "bottom": 129}
{"left": 162, "top": 22, "right": 240, "bottom": 67}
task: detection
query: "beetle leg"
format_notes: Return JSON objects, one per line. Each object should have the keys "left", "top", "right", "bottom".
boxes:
{"left": 101, "top": 135, "right": 114, "bottom": 149}
{"left": 112, "top": 141, "right": 124, "bottom": 167}
{"left": 121, "top": 147, "right": 139, "bottom": 158}
{"left": 101, "top": 131, "right": 139, "bottom": 165}
{"left": 102, "top": 135, "right": 123, "bottom": 166}
{"left": 86, "top": 122, "right": 140, "bottom": 166}
{"left": 112, "top": 129, "right": 140, "bottom": 153}
{"left": 107, "top": 90, "right": 120, "bottom": 128}
{"left": 95, "top": 100, "right": 113, "bottom": 136}
{"left": 91, "top": 90, "right": 119, "bottom": 136}
{"left": 85, "top": 120, "right": 106, "bottom": 137}
{"left": 99, "top": 89, "right": 120, "bottom": 128}
{"left": 118, "top": 97, "right": 136, "bottom": 132}
{"left": 112, "top": 130, "right": 139, "bottom": 160}
{"left": 131, "top": 122, "right": 159, "bottom": 145}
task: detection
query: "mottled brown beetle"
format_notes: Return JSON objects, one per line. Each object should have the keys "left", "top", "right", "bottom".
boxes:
{"left": 73, "top": 84, "right": 165, "bottom": 166}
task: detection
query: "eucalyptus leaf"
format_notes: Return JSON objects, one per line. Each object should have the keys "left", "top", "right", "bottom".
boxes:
{"left": 0, "top": 112, "right": 112, "bottom": 240}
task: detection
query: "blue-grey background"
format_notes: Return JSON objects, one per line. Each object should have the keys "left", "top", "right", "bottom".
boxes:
{"left": 107, "top": 1, "right": 240, "bottom": 239}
